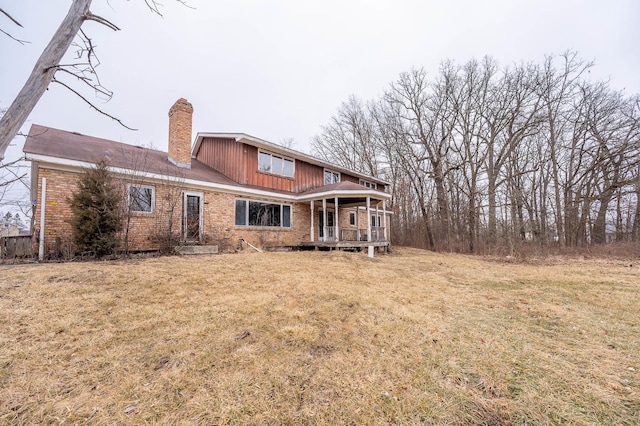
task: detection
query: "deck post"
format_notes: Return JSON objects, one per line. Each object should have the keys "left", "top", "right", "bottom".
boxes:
{"left": 310, "top": 200, "right": 314, "bottom": 242}
{"left": 322, "top": 198, "right": 327, "bottom": 242}
{"left": 334, "top": 196, "right": 339, "bottom": 242}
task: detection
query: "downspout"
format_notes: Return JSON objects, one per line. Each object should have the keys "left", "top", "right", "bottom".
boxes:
{"left": 38, "top": 177, "right": 46, "bottom": 261}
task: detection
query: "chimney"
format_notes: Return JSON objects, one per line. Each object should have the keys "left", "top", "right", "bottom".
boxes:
{"left": 168, "top": 98, "right": 194, "bottom": 169}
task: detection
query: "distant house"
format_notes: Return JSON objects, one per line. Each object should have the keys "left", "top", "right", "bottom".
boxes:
{"left": 24, "top": 99, "right": 391, "bottom": 255}
{"left": 0, "top": 221, "right": 20, "bottom": 238}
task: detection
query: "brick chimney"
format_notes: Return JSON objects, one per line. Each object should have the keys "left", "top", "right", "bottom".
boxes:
{"left": 168, "top": 98, "right": 193, "bottom": 169}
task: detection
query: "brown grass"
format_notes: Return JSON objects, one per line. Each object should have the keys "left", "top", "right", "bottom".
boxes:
{"left": 1, "top": 247, "right": 639, "bottom": 425}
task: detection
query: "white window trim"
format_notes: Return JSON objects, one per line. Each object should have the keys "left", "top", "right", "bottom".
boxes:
{"left": 258, "top": 149, "right": 295, "bottom": 178}
{"left": 127, "top": 183, "right": 155, "bottom": 213}
{"left": 324, "top": 169, "right": 341, "bottom": 185}
{"left": 234, "top": 198, "right": 293, "bottom": 229}
{"left": 349, "top": 211, "right": 356, "bottom": 226}
{"left": 359, "top": 179, "right": 377, "bottom": 189}
{"left": 183, "top": 191, "right": 204, "bottom": 241}
{"left": 371, "top": 213, "right": 382, "bottom": 227}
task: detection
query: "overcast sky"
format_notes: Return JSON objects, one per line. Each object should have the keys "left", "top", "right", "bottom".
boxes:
{"left": 1, "top": 0, "right": 639, "bottom": 210}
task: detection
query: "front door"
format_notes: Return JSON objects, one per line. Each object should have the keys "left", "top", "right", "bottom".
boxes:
{"left": 183, "top": 192, "right": 203, "bottom": 242}
{"left": 318, "top": 209, "right": 334, "bottom": 240}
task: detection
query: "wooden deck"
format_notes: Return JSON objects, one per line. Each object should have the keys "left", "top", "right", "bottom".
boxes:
{"left": 299, "top": 240, "right": 390, "bottom": 250}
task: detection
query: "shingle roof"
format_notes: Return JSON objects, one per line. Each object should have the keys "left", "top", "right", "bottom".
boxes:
{"left": 299, "top": 180, "right": 373, "bottom": 196}
{"left": 23, "top": 125, "right": 240, "bottom": 187}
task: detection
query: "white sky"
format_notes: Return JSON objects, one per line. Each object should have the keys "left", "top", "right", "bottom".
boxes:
{"left": 1, "top": 0, "right": 639, "bottom": 211}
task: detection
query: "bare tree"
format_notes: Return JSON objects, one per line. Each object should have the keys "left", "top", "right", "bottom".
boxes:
{"left": 154, "top": 170, "right": 186, "bottom": 254}
{"left": 316, "top": 52, "right": 639, "bottom": 254}
{"left": 312, "top": 95, "right": 380, "bottom": 176}
{"left": 0, "top": 1, "right": 189, "bottom": 161}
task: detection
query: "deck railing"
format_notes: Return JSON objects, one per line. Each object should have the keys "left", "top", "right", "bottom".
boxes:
{"left": 340, "top": 227, "right": 386, "bottom": 242}
{"left": 322, "top": 226, "right": 337, "bottom": 242}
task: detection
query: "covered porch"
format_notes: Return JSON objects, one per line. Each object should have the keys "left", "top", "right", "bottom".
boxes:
{"left": 297, "top": 181, "right": 391, "bottom": 254}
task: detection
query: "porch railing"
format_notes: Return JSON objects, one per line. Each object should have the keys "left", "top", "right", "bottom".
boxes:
{"left": 322, "top": 226, "right": 337, "bottom": 242}
{"left": 340, "top": 227, "right": 386, "bottom": 242}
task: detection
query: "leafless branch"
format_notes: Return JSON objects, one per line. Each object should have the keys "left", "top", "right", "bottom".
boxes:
{"left": 0, "top": 7, "right": 23, "bottom": 27}
{"left": 143, "top": 0, "right": 194, "bottom": 16}
{"left": 84, "top": 12, "right": 120, "bottom": 31}
{"left": 0, "top": 27, "right": 29, "bottom": 44}
{"left": 51, "top": 78, "right": 137, "bottom": 130}
{"left": 0, "top": 158, "right": 26, "bottom": 189}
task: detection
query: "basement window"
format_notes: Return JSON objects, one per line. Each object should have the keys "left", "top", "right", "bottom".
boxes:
{"left": 235, "top": 199, "right": 292, "bottom": 228}
{"left": 128, "top": 184, "right": 155, "bottom": 213}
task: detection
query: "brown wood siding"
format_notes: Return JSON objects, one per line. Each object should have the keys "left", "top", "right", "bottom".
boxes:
{"left": 293, "top": 160, "right": 324, "bottom": 192}
{"left": 220, "top": 142, "right": 327, "bottom": 193}
{"left": 245, "top": 145, "right": 297, "bottom": 192}
{"left": 197, "top": 137, "right": 364, "bottom": 193}
{"left": 340, "top": 173, "right": 360, "bottom": 184}
{"left": 196, "top": 137, "right": 246, "bottom": 183}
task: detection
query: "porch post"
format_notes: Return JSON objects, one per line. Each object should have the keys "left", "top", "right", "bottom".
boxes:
{"left": 334, "top": 196, "right": 339, "bottom": 242}
{"left": 366, "top": 197, "right": 371, "bottom": 242}
{"left": 376, "top": 204, "right": 379, "bottom": 241}
{"left": 310, "top": 200, "right": 314, "bottom": 242}
{"left": 383, "top": 201, "right": 387, "bottom": 241}
{"left": 356, "top": 207, "right": 360, "bottom": 241}
{"left": 322, "top": 198, "right": 327, "bottom": 242}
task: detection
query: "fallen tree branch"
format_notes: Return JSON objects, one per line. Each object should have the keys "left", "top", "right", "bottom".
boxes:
{"left": 239, "top": 238, "right": 263, "bottom": 253}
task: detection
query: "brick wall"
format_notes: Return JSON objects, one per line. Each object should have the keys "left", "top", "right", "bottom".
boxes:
{"left": 168, "top": 98, "right": 193, "bottom": 168}
{"left": 33, "top": 166, "right": 315, "bottom": 255}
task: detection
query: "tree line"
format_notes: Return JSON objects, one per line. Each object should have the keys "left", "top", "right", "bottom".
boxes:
{"left": 312, "top": 51, "right": 640, "bottom": 253}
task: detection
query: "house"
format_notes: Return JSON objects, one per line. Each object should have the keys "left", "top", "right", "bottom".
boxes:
{"left": 23, "top": 98, "right": 391, "bottom": 256}
{"left": 0, "top": 220, "right": 20, "bottom": 238}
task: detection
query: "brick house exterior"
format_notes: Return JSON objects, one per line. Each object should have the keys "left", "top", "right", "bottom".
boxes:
{"left": 24, "top": 99, "right": 391, "bottom": 256}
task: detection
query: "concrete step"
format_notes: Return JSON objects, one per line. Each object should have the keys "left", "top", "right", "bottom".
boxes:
{"left": 175, "top": 245, "right": 219, "bottom": 255}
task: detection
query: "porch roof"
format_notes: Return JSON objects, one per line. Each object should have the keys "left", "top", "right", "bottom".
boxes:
{"left": 297, "top": 181, "right": 390, "bottom": 204}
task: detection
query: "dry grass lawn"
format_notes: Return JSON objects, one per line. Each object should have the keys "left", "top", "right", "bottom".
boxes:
{"left": 1, "top": 247, "right": 639, "bottom": 425}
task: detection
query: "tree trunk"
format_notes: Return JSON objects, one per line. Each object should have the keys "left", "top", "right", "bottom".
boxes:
{"left": 431, "top": 159, "right": 450, "bottom": 249}
{"left": 0, "top": 0, "right": 92, "bottom": 161}
{"left": 592, "top": 192, "right": 613, "bottom": 244}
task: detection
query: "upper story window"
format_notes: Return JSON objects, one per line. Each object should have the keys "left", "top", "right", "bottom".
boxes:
{"left": 258, "top": 150, "right": 294, "bottom": 178}
{"left": 128, "top": 184, "right": 155, "bottom": 213}
{"left": 359, "top": 179, "right": 377, "bottom": 189}
{"left": 324, "top": 169, "right": 340, "bottom": 185}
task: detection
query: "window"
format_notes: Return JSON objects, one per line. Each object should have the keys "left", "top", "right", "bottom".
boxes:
{"left": 324, "top": 169, "right": 340, "bottom": 185}
{"left": 371, "top": 214, "right": 382, "bottom": 227}
{"left": 359, "top": 179, "right": 377, "bottom": 189}
{"left": 258, "top": 150, "right": 294, "bottom": 178}
{"left": 128, "top": 184, "right": 154, "bottom": 213}
{"left": 349, "top": 211, "right": 356, "bottom": 226}
{"left": 235, "top": 199, "right": 247, "bottom": 226}
{"left": 235, "top": 199, "right": 292, "bottom": 228}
